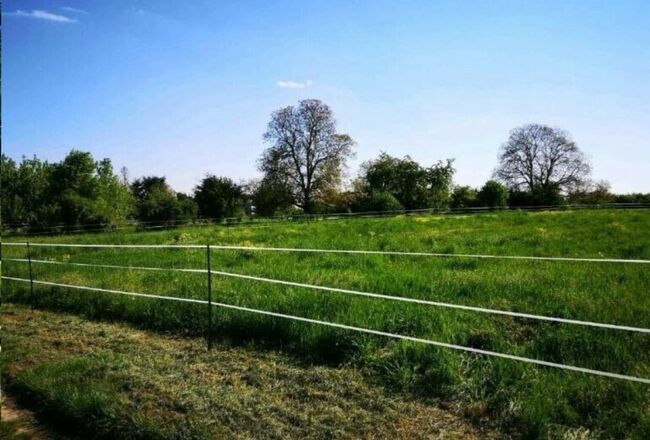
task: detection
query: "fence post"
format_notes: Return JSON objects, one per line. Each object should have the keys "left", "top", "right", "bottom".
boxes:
{"left": 27, "top": 242, "right": 35, "bottom": 311}
{"left": 206, "top": 243, "right": 213, "bottom": 350}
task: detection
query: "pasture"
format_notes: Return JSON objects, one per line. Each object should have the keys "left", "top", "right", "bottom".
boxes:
{"left": 2, "top": 208, "right": 650, "bottom": 438}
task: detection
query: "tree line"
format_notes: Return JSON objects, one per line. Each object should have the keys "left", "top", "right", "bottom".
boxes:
{"left": 2, "top": 99, "right": 648, "bottom": 231}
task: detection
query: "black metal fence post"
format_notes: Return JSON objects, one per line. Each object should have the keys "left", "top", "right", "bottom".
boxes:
{"left": 27, "top": 242, "right": 35, "bottom": 310}
{"left": 206, "top": 243, "right": 213, "bottom": 350}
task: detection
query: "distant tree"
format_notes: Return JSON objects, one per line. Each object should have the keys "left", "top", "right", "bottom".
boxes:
{"left": 260, "top": 99, "right": 355, "bottom": 213}
{"left": 92, "top": 158, "right": 135, "bottom": 225}
{"left": 494, "top": 124, "right": 591, "bottom": 200}
{"left": 1, "top": 155, "right": 21, "bottom": 225}
{"left": 359, "top": 153, "right": 455, "bottom": 210}
{"left": 450, "top": 186, "right": 478, "bottom": 208}
{"left": 355, "top": 191, "right": 403, "bottom": 212}
{"left": 194, "top": 175, "right": 244, "bottom": 220}
{"left": 41, "top": 151, "right": 133, "bottom": 228}
{"left": 131, "top": 176, "right": 191, "bottom": 224}
{"left": 249, "top": 177, "right": 295, "bottom": 217}
{"left": 176, "top": 192, "right": 199, "bottom": 220}
{"left": 0, "top": 151, "right": 133, "bottom": 230}
{"left": 4, "top": 155, "right": 55, "bottom": 227}
{"left": 477, "top": 180, "right": 509, "bottom": 208}
{"left": 426, "top": 159, "right": 456, "bottom": 208}
{"left": 611, "top": 193, "right": 650, "bottom": 204}
{"left": 131, "top": 176, "right": 167, "bottom": 203}
{"left": 567, "top": 180, "right": 613, "bottom": 205}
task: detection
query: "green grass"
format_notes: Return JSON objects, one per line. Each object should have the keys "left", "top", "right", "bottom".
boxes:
{"left": 1, "top": 304, "right": 493, "bottom": 439}
{"left": 3, "top": 209, "right": 650, "bottom": 438}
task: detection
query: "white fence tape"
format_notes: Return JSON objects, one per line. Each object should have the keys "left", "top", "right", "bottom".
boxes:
{"left": 4, "top": 257, "right": 650, "bottom": 334}
{"left": 2, "top": 275, "right": 648, "bottom": 385}
{"left": 2, "top": 241, "right": 649, "bottom": 264}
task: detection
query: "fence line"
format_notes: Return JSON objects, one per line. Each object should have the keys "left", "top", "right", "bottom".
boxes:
{"left": 2, "top": 275, "right": 648, "bottom": 385}
{"left": 5, "top": 257, "right": 650, "bottom": 334}
{"left": 4, "top": 203, "right": 650, "bottom": 238}
{"left": 4, "top": 202, "right": 650, "bottom": 230}
{"left": 3, "top": 241, "right": 649, "bottom": 264}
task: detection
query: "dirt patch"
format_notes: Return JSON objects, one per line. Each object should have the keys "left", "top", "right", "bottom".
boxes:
{"left": 1, "top": 394, "right": 58, "bottom": 440}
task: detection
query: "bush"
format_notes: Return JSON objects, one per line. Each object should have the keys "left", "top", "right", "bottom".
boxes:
{"left": 450, "top": 186, "right": 478, "bottom": 208}
{"left": 477, "top": 180, "right": 508, "bottom": 208}
{"left": 355, "top": 192, "right": 403, "bottom": 212}
{"left": 194, "top": 175, "right": 245, "bottom": 220}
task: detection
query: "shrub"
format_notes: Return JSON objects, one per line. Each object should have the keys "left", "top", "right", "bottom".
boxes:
{"left": 477, "top": 180, "right": 508, "bottom": 208}
{"left": 450, "top": 186, "right": 478, "bottom": 208}
{"left": 356, "top": 192, "right": 403, "bottom": 212}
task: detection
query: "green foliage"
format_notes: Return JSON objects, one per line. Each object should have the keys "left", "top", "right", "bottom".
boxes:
{"left": 358, "top": 153, "right": 454, "bottom": 210}
{"left": 612, "top": 193, "right": 650, "bottom": 204}
{"left": 194, "top": 175, "right": 244, "bottom": 220}
{"left": 1, "top": 151, "right": 132, "bottom": 230}
{"left": 4, "top": 209, "right": 650, "bottom": 438}
{"left": 250, "top": 177, "right": 295, "bottom": 216}
{"left": 131, "top": 176, "right": 196, "bottom": 224}
{"left": 356, "top": 191, "right": 403, "bottom": 212}
{"left": 508, "top": 184, "right": 565, "bottom": 207}
{"left": 477, "top": 180, "right": 509, "bottom": 208}
{"left": 567, "top": 181, "right": 614, "bottom": 205}
{"left": 3, "top": 304, "right": 488, "bottom": 439}
{"left": 450, "top": 186, "right": 478, "bottom": 208}
{"left": 260, "top": 99, "right": 355, "bottom": 213}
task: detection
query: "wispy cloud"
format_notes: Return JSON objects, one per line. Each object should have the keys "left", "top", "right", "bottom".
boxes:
{"left": 3, "top": 9, "right": 77, "bottom": 23}
{"left": 61, "top": 6, "right": 88, "bottom": 15}
{"left": 276, "top": 80, "right": 313, "bottom": 89}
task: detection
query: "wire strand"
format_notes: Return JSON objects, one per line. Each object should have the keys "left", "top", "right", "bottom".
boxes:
{"left": 2, "top": 242, "right": 649, "bottom": 264}
{"left": 2, "top": 275, "right": 648, "bottom": 385}
{"left": 5, "top": 257, "right": 649, "bottom": 334}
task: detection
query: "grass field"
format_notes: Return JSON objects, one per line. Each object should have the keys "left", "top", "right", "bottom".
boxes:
{"left": 1, "top": 303, "right": 497, "bottom": 439}
{"left": 2, "top": 209, "right": 650, "bottom": 438}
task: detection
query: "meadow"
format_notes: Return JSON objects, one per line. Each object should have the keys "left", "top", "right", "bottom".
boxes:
{"left": 2, "top": 208, "right": 650, "bottom": 438}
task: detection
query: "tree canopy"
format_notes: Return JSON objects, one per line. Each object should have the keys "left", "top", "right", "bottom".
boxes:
{"left": 194, "top": 175, "right": 244, "bottom": 220}
{"left": 130, "top": 176, "right": 196, "bottom": 225}
{"left": 259, "top": 99, "right": 355, "bottom": 213}
{"left": 358, "top": 153, "right": 455, "bottom": 210}
{"left": 495, "top": 124, "right": 591, "bottom": 196}
{"left": 1, "top": 151, "right": 133, "bottom": 230}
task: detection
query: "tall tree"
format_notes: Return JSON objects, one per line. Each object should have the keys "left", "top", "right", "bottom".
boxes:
{"left": 260, "top": 99, "right": 355, "bottom": 213}
{"left": 494, "top": 124, "right": 591, "bottom": 195}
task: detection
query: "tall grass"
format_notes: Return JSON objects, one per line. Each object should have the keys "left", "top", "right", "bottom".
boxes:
{"left": 3, "top": 209, "right": 650, "bottom": 438}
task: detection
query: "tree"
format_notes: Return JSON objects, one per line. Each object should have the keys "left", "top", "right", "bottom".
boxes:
{"left": 260, "top": 99, "right": 355, "bottom": 213}
{"left": 1, "top": 155, "right": 21, "bottom": 225}
{"left": 176, "top": 192, "right": 199, "bottom": 220}
{"left": 494, "top": 124, "right": 591, "bottom": 198}
{"left": 194, "top": 175, "right": 244, "bottom": 220}
{"left": 358, "top": 153, "right": 455, "bottom": 210}
{"left": 1, "top": 151, "right": 132, "bottom": 231}
{"left": 477, "top": 180, "right": 508, "bottom": 208}
{"left": 131, "top": 176, "right": 193, "bottom": 224}
{"left": 249, "top": 177, "right": 295, "bottom": 217}
{"left": 567, "top": 180, "right": 613, "bottom": 205}
{"left": 450, "top": 186, "right": 477, "bottom": 208}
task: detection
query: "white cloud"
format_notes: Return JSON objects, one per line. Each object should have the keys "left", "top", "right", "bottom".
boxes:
{"left": 4, "top": 9, "right": 77, "bottom": 23}
{"left": 61, "top": 6, "right": 88, "bottom": 14}
{"left": 276, "top": 80, "right": 313, "bottom": 89}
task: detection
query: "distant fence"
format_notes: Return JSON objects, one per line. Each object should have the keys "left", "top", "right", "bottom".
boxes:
{"left": 3, "top": 202, "right": 650, "bottom": 237}
{"left": 1, "top": 241, "right": 649, "bottom": 384}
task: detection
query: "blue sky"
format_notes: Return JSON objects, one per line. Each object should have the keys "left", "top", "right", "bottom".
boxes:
{"left": 3, "top": 0, "right": 649, "bottom": 193}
